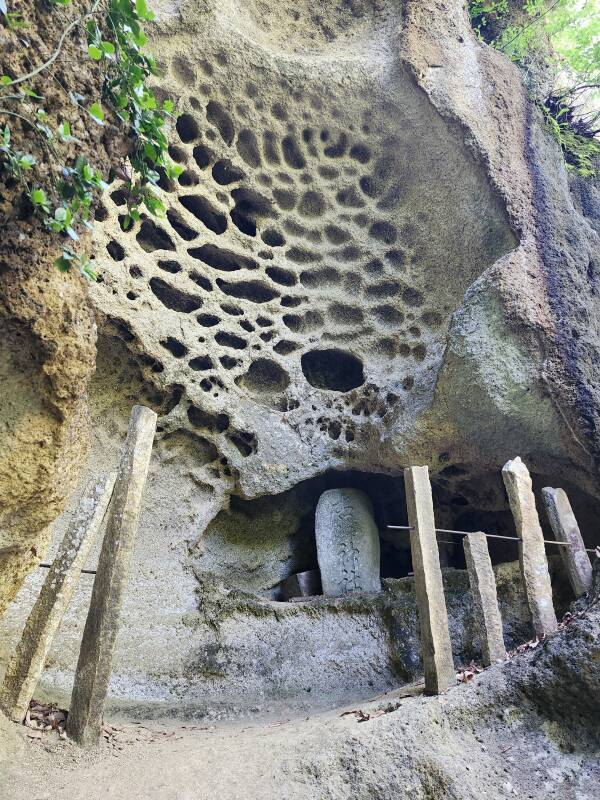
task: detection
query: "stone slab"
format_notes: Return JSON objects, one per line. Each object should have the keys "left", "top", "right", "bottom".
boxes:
{"left": 463, "top": 532, "right": 506, "bottom": 666}
{"left": 67, "top": 405, "right": 157, "bottom": 746}
{"left": 404, "top": 466, "right": 455, "bottom": 694}
{"left": 502, "top": 457, "right": 558, "bottom": 638}
{"left": 315, "top": 488, "right": 381, "bottom": 597}
{"left": 542, "top": 487, "right": 592, "bottom": 597}
{"left": 0, "top": 473, "right": 116, "bottom": 723}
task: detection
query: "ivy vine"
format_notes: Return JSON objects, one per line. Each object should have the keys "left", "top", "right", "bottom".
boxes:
{"left": 0, "top": 0, "right": 182, "bottom": 278}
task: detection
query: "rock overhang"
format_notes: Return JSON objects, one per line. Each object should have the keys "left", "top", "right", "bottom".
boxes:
{"left": 89, "top": 0, "right": 519, "bottom": 497}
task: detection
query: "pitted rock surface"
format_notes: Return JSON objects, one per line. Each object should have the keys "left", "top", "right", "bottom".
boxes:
{"left": 3, "top": 0, "right": 600, "bottom": 715}
{"left": 89, "top": 0, "right": 516, "bottom": 499}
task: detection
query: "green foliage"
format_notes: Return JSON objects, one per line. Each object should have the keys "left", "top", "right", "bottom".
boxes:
{"left": 544, "top": 0, "right": 600, "bottom": 82}
{"left": 86, "top": 0, "right": 183, "bottom": 230}
{"left": 542, "top": 96, "right": 600, "bottom": 177}
{"left": 4, "top": 11, "right": 27, "bottom": 29}
{"left": 468, "top": 0, "right": 509, "bottom": 38}
{"left": 468, "top": 0, "right": 599, "bottom": 177}
{"left": 0, "top": 0, "right": 179, "bottom": 277}
{"left": 468, "top": 0, "right": 554, "bottom": 56}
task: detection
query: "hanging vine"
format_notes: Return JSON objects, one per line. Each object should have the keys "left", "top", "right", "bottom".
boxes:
{"left": 0, "top": 0, "right": 181, "bottom": 277}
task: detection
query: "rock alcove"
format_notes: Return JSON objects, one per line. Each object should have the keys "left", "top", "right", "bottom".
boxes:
{"left": 193, "top": 467, "right": 600, "bottom": 599}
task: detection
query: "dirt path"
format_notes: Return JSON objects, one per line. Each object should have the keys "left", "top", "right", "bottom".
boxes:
{"left": 0, "top": 685, "right": 421, "bottom": 800}
{"left": 2, "top": 671, "right": 599, "bottom": 800}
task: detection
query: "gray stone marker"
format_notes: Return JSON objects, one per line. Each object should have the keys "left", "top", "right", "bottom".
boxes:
{"left": 67, "top": 405, "right": 157, "bottom": 746}
{"left": 315, "top": 488, "right": 381, "bottom": 597}
{"left": 463, "top": 532, "right": 506, "bottom": 666}
{"left": 404, "top": 466, "right": 455, "bottom": 694}
{"left": 0, "top": 473, "right": 117, "bottom": 723}
{"left": 542, "top": 487, "right": 592, "bottom": 597}
{"left": 502, "top": 457, "right": 558, "bottom": 638}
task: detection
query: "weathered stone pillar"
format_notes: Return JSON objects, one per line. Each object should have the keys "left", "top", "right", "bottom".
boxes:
{"left": 315, "top": 488, "right": 381, "bottom": 596}
{"left": 542, "top": 487, "right": 592, "bottom": 597}
{"left": 463, "top": 532, "right": 506, "bottom": 666}
{"left": 67, "top": 405, "right": 157, "bottom": 746}
{"left": 404, "top": 466, "right": 455, "bottom": 694}
{"left": 0, "top": 472, "right": 116, "bottom": 723}
{"left": 502, "top": 457, "right": 558, "bottom": 638}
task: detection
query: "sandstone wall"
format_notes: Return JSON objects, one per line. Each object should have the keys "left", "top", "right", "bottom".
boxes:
{"left": 0, "top": 253, "right": 96, "bottom": 616}
{"left": 1, "top": 0, "right": 599, "bottom": 712}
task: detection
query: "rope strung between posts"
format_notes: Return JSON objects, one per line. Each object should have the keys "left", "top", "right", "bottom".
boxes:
{"left": 37, "top": 563, "right": 97, "bottom": 575}
{"left": 387, "top": 525, "right": 598, "bottom": 554}
{"left": 35, "top": 525, "right": 597, "bottom": 576}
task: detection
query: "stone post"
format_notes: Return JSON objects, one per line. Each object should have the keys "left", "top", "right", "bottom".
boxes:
{"left": 315, "top": 488, "right": 381, "bottom": 596}
{"left": 463, "top": 532, "right": 506, "bottom": 666}
{"left": 0, "top": 473, "right": 116, "bottom": 723}
{"left": 502, "top": 457, "right": 558, "bottom": 638}
{"left": 404, "top": 466, "right": 455, "bottom": 694}
{"left": 67, "top": 405, "right": 157, "bottom": 746}
{"left": 542, "top": 487, "right": 592, "bottom": 597}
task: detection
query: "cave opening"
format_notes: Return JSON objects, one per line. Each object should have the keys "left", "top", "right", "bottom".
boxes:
{"left": 197, "top": 467, "right": 600, "bottom": 601}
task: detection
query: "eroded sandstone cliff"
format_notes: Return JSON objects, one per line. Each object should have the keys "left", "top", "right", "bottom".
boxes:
{"left": 1, "top": 0, "right": 599, "bottom": 715}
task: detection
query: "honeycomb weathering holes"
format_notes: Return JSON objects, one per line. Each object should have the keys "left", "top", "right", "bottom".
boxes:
{"left": 94, "top": 45, "right": 517, "bottom": 463}
{"left": 237, "top": 358, "right": 290, "bottom": 396}
{"left": 179, "top": 195, "right": 228, "bottom": 235}
{"left": 149, "top": 277, "right": 203, "bottom": 313}
{"left": 217, "top": 278, "right": 280, "bottom": 303}
{"left": 301, "top": 349, "right": 365, "bottom": 392}
{"left": 176, "top": 113, "right": 200, "bottom": 143}
{"left": 213, "top": 159, "right": 246, "bottom": 185}
{"left": 188, "top": 243, "right": 258, "bottom": 272}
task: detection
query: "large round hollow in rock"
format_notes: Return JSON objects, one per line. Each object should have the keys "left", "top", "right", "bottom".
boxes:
{"left": 237, "top": 358, "right": 290, "bottom": 395}
{"left": 301, "top": 349, "right": 365, "bottom": 392}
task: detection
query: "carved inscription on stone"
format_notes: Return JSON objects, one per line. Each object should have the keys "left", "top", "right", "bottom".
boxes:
{"left": 315, "top": 488, "right": 381, "bottom": 597}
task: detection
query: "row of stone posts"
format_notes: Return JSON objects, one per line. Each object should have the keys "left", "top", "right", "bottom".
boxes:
{"left": 1, "top": 441, "right": 593, "bottom": 733}
{"left": 0, "top": 405, "right": 157, "bottom": 745}
{"left": 407, "top": 457, "right": 593, "bottom": 695}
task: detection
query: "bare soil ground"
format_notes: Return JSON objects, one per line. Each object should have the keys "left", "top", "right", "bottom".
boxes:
{"left": 1, "top": 664, "right": 599, "bottom": 800}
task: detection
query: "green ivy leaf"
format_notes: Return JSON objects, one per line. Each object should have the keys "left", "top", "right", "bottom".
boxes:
{"left": 135, "top": 0, "right": 155, "bottom": 22}
{"left": 23, "top": 86, "right": 43, "bottom": 99}
{"left": 30, "top": 188, "right": 50, "bottom": 212}
{"left": 18, "top": 153, "right": 35, "bottom": 169}
{"left": 0, "top": 75, "right": 12, "bottom": 86}
{"left": 54, "top": 255, "right": 72, "bottom": 272}
{"left": 88, "top": 44, "right": 103, "bottom": 60}
{"left": 143, "top": 192, "right": 166, "bottom": 217}
{"left": 57, "top": 120, "right": 74, "bottom": 142}
{"left": 80, "top": 260, "right": 97, "bottom": 281}
{"left": 88, "top": 101, "right": 104, "bottom": 124}
{"left": 165, "top": 161, "right": 184, "bottom": 180}
{"left": 101, "top": 41, "right": 116, "bottom": 58}
{"left": 162, "top": 99, "right": 174, "bottom": 114}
